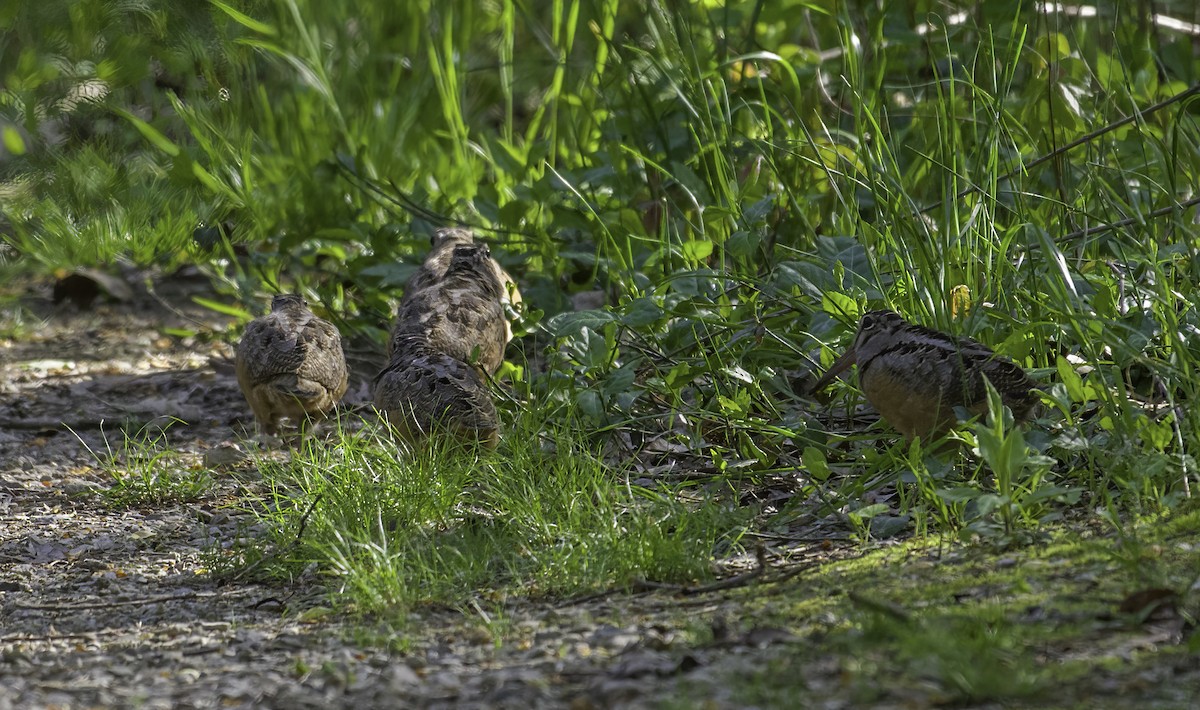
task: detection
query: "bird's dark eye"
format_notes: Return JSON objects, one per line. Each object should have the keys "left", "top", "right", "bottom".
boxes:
{"left": 860, "top": 314, "right": 876, "bottom": 330}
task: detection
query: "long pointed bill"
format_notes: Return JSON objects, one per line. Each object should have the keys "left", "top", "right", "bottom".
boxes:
{"left": 809, "top": 348, "right": 858, "bottom": 394}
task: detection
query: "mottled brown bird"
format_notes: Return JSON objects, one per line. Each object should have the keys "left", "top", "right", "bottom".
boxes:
{"left": 374, "top": 334, "right": 500, "bottom": 448}
{"left": 809, "top": 310, "right": 1040, "bottom": 441}
{"left": 388, "top": 243, "right": 508, "bottom": 374}
{"left": 402, "top": 227, "right": 522, "bottom": 338}
{"left": 235, "top": 293, "right": 348, "bottom": 437}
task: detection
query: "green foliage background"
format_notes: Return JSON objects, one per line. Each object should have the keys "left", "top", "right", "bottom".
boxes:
{"left": 5, "top": 4, "right": 1200, "bottom": 700}
{"left": 3, "top": 0, "right": 1200, "bottom": 538}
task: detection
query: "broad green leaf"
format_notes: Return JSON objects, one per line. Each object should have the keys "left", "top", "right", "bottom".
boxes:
{"left": 668, "top": 160, "right": 709, "bottom": 202}
{"left": 665, "top": 362, "right": 700, "bottom": 389}
{"left": 1138, "top": 414, "right": 1174, "bottom": 451}
{"left": 743, "top": 196, "right": 775, "bottom": 223}
{"left": 679, "top": 239, "right": 714, "bottom": 262}
{"left": 580, "top": 326, "right": 611, "bottom": 369}
{"left": 2, "top": 126, "right": 25, "bottom": 155}
{"left": 801, "top": 446, "right": 831, "bottom": 482}
{"left": 849, "top": 503, "right": 889, "bottom": 523}
{"left": 870, "top": 515, "right": 910, "bottom": 538}
{"left": 717, "top": 394, "right": 747, "bottom": 417}
{"left": 603, "top": 362, "right": 637, "bottom": 396}
{"left": 620, "top": 297, "right": 663, "bottom": 328}
{"left": 576, "top": 390, "right": 603, "bottom": 421}
{"left": 1056, "top": 356, "right": 1086, "bottom": 403}
{"left": 774, "top": 261, "right": 832, "bottom": 298}
{"left": 357, "top": 262, "right": 417, "bottom": 288}
{"left": 726, "top": 231, "right": 758, "bottom": 259}
{"left": 737, "top": 431, "right": 772, "bottom": 467}
{"left": 1092, "top": 282, "right": 1117, "bottom": 319}
{"left": 547, "top": 310, "right": 616, "bottom": 338}
{"left": 821, "top": 291, "right": 859, "bottom": 320}
{"left": 971, "top": 494, "right": 1008, "bottom": 518}
{"left": 1034, "top": 32, "right": 1071, "bottom": 64}
{"left": 315, "top": 244, "right": 349, "bottom": 260}
{"left": 1024, "top": 485, "right": 1079, "bottom": 505}
{"left": 937, "top": 486, "right": 982, "bottom": 503}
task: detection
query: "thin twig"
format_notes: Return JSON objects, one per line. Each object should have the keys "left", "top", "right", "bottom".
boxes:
{"left": 229, "top": 493, "right": 324, "bottom": 583}
{"left": 556, "top": 551, "right": 827, "bottom": 608}
{"left": 631, "top": 544, "right": 772, "bottom": 596}
{"left": 15, "top": 591, "right": 218, "bottom": 612}
{"left": 250, "top": 597, "right": 286, "bottom": 610}
{"left": 679, "top": 564, "right": 766, "bottom": 595}
{"left": 753, "top": 560, "right": 827, "bottom": 590}
{"left": 918, "top": 83, "right": 1200, "bottom": 215}
{"left": 1056, "top": 195, "right": 1200, "bottom": 243}
{"left": 0, "top": 417, "right": 167, "bottom": 431}
{"left": 143, "top": 278, "right": 221, "bottom": 332}
{"left": 0, "top": 631, "right": 103, "bottom": 644}
{"left": 293, "top": 493, "right": 323, "bottom": 544}
{"left": 333, "top": 160, "right": 535, "bottom": 240}
{"left": 846, "top": 590, "right": 911, "bottom": 622}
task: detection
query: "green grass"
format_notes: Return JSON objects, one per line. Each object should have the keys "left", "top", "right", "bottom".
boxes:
{"left": 5, "top": 0, "right": 1200, "bottom": 699}
{"left": 664, "top": 504, "right": 1200, "bottom": 707}
{"left": 75, "top": 420, "right": 215, "bottom": 507}
{"left": 222, "top": 413, "right": 748, "bottom": 615}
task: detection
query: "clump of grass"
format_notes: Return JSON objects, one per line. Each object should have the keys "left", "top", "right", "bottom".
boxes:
{"left": 239, "top": 412, "right": 747, "bottom": 615}
{"left": 75, "top": 420, "right": 214, "bottom": 507}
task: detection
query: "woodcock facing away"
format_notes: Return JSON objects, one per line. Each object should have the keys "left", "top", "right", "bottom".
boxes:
{"left": 404, "top": 227, "right": 522, "bottom": 302}
{"left": 400, "top": 227, "right": 522, "bottom": 343}
{"left": 388, "top": 243, "right": 509, "bottom": 375}
{"left": 375, "top": 243, "right": 509, "bottom": 447}
{"left": 809, "top": 310, "right": 1040, "bottom": 441}
{"left": 235, "top": 293, "right": 349, "bottom": 437}
{"left": 374, "top": 336, "right": 500, "bottom": 447}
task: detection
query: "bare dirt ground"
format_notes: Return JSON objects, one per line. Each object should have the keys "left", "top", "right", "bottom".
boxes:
{"left": 0, "top": 271, "right": 832, "bottom": 709}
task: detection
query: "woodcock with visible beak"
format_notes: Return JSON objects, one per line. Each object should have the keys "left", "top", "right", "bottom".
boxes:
{"left": 809, "top": 310, "right": 1041, "bottom": 441}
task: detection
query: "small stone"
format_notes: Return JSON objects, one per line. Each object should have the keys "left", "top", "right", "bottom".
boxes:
{"left": 385, "top": 664, "right": 421, "bottom": 687}
{"left": 203, "top": 443, "right": 248, "bottom": 469}
{"left": 61, "top": 478, "right": 102, "bottom": 495}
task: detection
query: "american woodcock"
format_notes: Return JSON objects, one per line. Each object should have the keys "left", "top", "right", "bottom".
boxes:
{"left": 374, "top": 334, "right": 500, "bottom": 448}
{"left": 235, "top": 293, "right": 349, "bottom": 437}
{"left": 388, "top": 243, "right": 509, "bottom": 374}
{"left": 809, "top": 310, "right": 1040, "bottom": 441}
{"left": 402, "top": 227, "right": 522, "bottom": 340}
